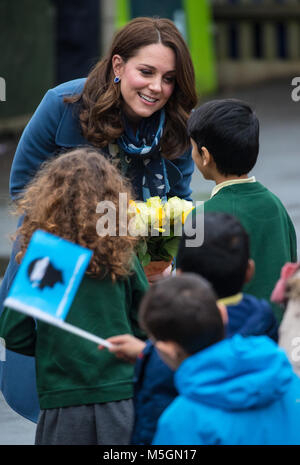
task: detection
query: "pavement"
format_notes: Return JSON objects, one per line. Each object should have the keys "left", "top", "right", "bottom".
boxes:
{"left": 0, "top": 77, "right": 299, "bottom": 444}
{"left": 0, "top": 392, "right": 36, "bottom": 444}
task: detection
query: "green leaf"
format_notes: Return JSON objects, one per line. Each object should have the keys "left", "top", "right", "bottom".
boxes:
{"left": 137, "top": 239, "right": 147, "bottom": 257}
{"left": 141, "top": 252, "right": 151, "bottom": 267}
{"left": 163, "top": 237, "right": 181, "bottom": 258}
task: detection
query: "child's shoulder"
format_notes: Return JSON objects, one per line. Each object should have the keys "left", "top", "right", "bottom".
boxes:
{"left": 233, "top": 293, "right": 274, "bottom": 316}
{"left": 227, "top": 293, "right": 279, "bottom": 341}
{"left": 207, "top": 181, "right": 268, "bottom": 201}
{"left": 81, "top": 255, "right": 148, "bottom": 291}
{"left": 203, "top": 181, "right": 291, "bottom": 216}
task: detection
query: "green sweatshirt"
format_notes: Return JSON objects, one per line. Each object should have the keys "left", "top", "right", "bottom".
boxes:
{"left": 0, "top": 256, "right": 148, "bottom": 409}
{"left": 202, "top": 182, "right": 297, "bottom": 321}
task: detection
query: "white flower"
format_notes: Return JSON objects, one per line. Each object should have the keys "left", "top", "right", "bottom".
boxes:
{"left": 164, "top": 197, "right": 194, "bottom": 224}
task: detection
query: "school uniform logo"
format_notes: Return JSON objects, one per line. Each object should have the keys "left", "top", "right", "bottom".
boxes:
{"left": 28, "top": 257, "right": 64, "bottom": 290}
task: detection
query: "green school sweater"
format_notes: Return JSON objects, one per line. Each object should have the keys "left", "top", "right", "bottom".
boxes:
{"left": 202, "top": 182, "right": 297, "bottom": 322}
{"left": 0, "top": 256, "right": 149, "bottom": 409}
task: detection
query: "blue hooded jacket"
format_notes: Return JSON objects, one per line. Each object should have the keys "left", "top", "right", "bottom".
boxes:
{"left": 153, "top": 335, "right": 300, "bottom": 445}
{"left": 131, "top": 294, "right": 278, "bottom": 445}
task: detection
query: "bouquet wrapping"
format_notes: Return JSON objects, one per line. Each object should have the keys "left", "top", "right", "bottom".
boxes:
{"left": 129, "top": 196, "right": 194, "bottom": 278}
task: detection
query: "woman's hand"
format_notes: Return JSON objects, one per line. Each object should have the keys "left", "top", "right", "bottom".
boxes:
{"left": 98, "top": 334, "right": 146, "bottom": 364}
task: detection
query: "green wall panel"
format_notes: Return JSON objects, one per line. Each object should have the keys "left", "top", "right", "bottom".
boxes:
{"left": 0, "top": 1, "right": 55, "bottom": 121}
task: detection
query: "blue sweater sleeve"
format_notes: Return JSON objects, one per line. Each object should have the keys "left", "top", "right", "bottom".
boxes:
{"left": 167, "top": 146, "right": 194, "bottom": 201}
{"left": 9, "top": 89, "right": 64, "bottom": 199}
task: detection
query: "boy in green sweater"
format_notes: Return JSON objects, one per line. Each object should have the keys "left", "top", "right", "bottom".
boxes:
{"left": 188, "top": 99, "right": 297, "bottom": 321}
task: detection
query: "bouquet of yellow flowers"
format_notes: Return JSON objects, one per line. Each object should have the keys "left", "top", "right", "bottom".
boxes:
{"left": 129, "top": 196, "right": 194, "bottom": 271}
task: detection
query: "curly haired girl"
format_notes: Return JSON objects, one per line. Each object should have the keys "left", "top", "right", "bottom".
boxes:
{"left": 0, "top": 147, "right": 148, "bottom": 445}
{"left": 1, "top": 17, "right": 197, "bottom": 423}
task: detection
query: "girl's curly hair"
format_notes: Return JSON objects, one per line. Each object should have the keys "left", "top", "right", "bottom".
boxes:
{"left": 64, "top": 17, "right": 197, "bottom": 160}
{"left": 14, "top": 148, "right": 139, "bottom": 282}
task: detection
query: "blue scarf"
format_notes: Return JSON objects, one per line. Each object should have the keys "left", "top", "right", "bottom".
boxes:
{"left": 117, "top": 110, "right": 170, "bottom": 201}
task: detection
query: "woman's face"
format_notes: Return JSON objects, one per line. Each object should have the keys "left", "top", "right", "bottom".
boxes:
{"left": 112, "top": 43, "right": 176, "bottom": 122}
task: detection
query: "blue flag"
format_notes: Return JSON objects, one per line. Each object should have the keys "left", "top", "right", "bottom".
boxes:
{"left": 5, "top": 230, "right": 91, "bottom": 319}
{"left": 4, "top": 230, "right": 112, "bottom": 347}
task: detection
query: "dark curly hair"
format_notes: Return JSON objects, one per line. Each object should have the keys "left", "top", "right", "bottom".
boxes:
{"left": 14, "top": 148, "right": 139, "bottom": 282}
{"left": 64, "top": 17, "right": 197, "bottom": 160}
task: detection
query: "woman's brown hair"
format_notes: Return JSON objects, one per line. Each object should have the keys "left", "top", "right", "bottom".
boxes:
{"left": 14, "top": 148, "right": 139, "bottom": 282}
{"left": 65, "top": 17, "right": 197, "bottom": 160}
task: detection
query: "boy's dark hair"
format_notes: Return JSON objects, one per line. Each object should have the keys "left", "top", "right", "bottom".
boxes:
{"left": 176, "top": 212, "right": 250, "bottom": 299}
{"left": 187, "top": 98, "right": 259, "bottom": 176}
{"left": 139, "top": 273, "right": 224, "bottom": 355}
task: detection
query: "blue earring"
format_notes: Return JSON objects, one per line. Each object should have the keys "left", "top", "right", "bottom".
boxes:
{"left": 114, "top": 76, "right": 120, "bottom": 84}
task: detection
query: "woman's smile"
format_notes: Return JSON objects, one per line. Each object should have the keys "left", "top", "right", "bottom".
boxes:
{"left": 138, "top": 92, "right": 159, "bottom": 104}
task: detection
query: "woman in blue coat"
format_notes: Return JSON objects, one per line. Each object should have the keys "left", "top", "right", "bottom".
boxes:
{"left": 0, "top": 17, "right": 197, "bottom": 422}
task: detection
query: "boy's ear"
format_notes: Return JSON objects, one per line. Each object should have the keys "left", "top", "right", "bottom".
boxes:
{"left": 245, "top": 259, "right": 255, "bottom": 284}
{"left": 155, "top": 340, "right": 188, "bottom": 370}
{"left": 200, "top": 146, "right": 212, "bottom": 167}
{"left": 217, "top": 302, "right": 228, "bottom": 326}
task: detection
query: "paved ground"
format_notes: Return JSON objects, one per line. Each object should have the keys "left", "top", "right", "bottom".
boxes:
{"left": 0, "top": 77, "right": 299, "bottom": 444}
{"left": 0, "top": 392, "right": 36, "bottom": 445}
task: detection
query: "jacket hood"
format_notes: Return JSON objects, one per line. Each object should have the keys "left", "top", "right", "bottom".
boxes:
{"left": 175, "top": 335, "right": 293, "bottom": 411}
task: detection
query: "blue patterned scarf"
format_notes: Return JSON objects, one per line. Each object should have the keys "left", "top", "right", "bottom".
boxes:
{"left": 117, "top": 109, "right": 170, "bottom": 201}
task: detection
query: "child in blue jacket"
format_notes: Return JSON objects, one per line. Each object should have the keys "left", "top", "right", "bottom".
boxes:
{"left": 140, "top": 274, "right": 300, "bottom": 445}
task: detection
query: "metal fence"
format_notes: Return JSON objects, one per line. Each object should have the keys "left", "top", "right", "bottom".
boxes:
{"left": 0, "top": 1, "right": 54, "bottom": 131}
{"left": 212, "top": 0, "right": 300, "bottom": 87}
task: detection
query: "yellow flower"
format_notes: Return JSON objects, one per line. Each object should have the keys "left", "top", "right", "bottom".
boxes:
{"left": 146, "top": 196, "right": 163, "bottom": 209}
{"left": 128, "top": 200, "right": 140, "bottom": 214}
{"left": 128, "top": 211, "right": 149, "bottom": 236}
{"left": 181, "top": 204, "right": 195, "bottom": 224}
{"left": 164, "top": 197, "right": 194, "bottom": 224}
{"left": 144, "top": 205, "right": 164, "bottom": 230}
{"left": 138, "top": 203, "right": 152, "bottom": 225}
{"left": 156, "top": 206, "right": 165, "bottom": 228}
{"left": 128, "top": 196, "right": 196, "bottom": 237}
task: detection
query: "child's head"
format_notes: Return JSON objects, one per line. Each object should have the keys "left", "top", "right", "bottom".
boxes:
{"left": 139, "top": 273, "right": 225, "bottom": 369}
{"left": 187, "top": 98, "right": 259, "bottom": 178}
{"left": 15, "top": 147, "right": 137, "bottom": 281}
{"left": 176, "top": 212, "right": 254, "bottom": 299}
